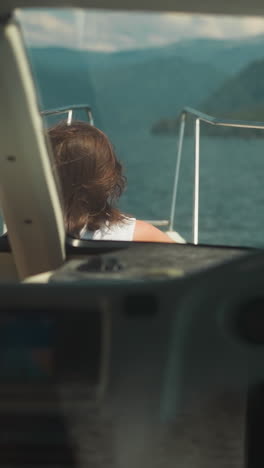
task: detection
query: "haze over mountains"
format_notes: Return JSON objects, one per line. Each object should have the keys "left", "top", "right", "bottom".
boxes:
{"left": 29, "top": 34, "right": 264, "bottom": 137}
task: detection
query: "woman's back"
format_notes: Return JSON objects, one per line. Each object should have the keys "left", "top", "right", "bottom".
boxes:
{"left": 49, "top": 120, "right": 173, "bottom": 243}
{"left": 80, "top": 217, "right": 136, "bottom": 241}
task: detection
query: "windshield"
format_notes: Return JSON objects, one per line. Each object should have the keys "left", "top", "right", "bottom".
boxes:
{"left": 14, "top": 8, "right": 264, "bottom": 247}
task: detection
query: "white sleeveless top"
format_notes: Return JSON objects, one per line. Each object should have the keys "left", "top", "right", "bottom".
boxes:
{"left": 80, "top": 217, "right": 136, "bottom": 241}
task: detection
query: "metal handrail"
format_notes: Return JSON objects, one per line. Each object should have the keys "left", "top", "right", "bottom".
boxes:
{"left": 169, "top": 107, "right": 264, "bottom": 244}
{"left": 41, "top": 104, "right": 94, "bottom": 126}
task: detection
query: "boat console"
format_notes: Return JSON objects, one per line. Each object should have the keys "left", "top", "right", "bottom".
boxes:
{"left": 0, "top": 241, "right": 262, "bottom": 467}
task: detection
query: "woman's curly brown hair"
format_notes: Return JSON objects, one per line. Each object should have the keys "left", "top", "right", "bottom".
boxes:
{"left": 48, "top": 120, "right": 126, "bottom": 236}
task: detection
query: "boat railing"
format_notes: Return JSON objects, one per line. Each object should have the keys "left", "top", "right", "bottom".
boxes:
{"left": 41, "top": 104, "right": 94, "bottom": 126}
{"left": 170, "top": 107, "right": 264, "bottom": 244}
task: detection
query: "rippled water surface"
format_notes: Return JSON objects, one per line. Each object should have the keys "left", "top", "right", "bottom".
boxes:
{"left": 112, "top": 130, "right": 264, "bottom": 247}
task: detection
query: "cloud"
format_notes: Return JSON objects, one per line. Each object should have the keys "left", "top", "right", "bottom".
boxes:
{"left": 15, "top": 8, "right": 264, "bottom": 52}
{"left": 165, "top": 13, "right": 264, "bottom": 40}
{"left": 16, "top": 9, "right": 76, "bottom": 46}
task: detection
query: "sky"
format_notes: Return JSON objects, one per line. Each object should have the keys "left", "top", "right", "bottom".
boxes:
{"left": 16, "top": 8, "right": 264, "bottom": 52}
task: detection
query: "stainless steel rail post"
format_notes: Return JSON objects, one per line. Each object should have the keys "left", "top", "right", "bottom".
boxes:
{"left": 169, "top": 111, "right": 186, "bottom": 231}
{"left": 87, "top": 109, "right": 94, "bottom": 126}
{"left": 172, "top": 107, "right": 264, "bottom": 244}
{"left": 67, "top": 109, "right": 73, "bottom": 125}
{"left": 193, "top": 118, "right": 200, "bottom": 244}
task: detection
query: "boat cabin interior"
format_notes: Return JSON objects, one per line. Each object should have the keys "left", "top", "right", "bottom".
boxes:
{"left": 0, "top": 0, "right": 264, "bottom": 467}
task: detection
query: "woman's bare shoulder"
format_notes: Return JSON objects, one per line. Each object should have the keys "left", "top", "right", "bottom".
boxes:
{"left": 133, "top": 220, "right": 175, "bottom": 243}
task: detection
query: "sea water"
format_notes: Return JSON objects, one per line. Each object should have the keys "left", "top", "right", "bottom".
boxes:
{"left": 108, "top": 127, "right": 264, "bottom": 248}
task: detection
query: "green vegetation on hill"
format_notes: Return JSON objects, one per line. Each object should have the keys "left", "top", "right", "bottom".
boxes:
{"left": 151, "top": 58, "right": 264, "bottom": 138}
{"left": 204, "top": 59, "right": 264, "bottom": 116}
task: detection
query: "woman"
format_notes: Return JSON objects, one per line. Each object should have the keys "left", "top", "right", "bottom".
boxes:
{"left": 49, "top": 120, "right": 173, "bottom": 242}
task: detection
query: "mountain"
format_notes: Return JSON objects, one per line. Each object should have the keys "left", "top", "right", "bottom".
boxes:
{"left": 30, "top": 33, "right": 264, "bottom": 73}
{"left": 90, "top": 55, "right": 226, "bottom": 132}
{"left": 28, "top": 40, "right": 264, "bottom": 138}
{"left": 28, "top": 46, "right": 226, "bottom": 134}
{"left": 203, "top": 59, "right": 264, "bottom": 116}
{"left": 153, "top": 35, "right": 264, "bottom": 76}
{"left": 151, "top": 58, "right": 264, "bottom": 138}
{"left": 201, "top": 58, "right": 264, "bottom": 137}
